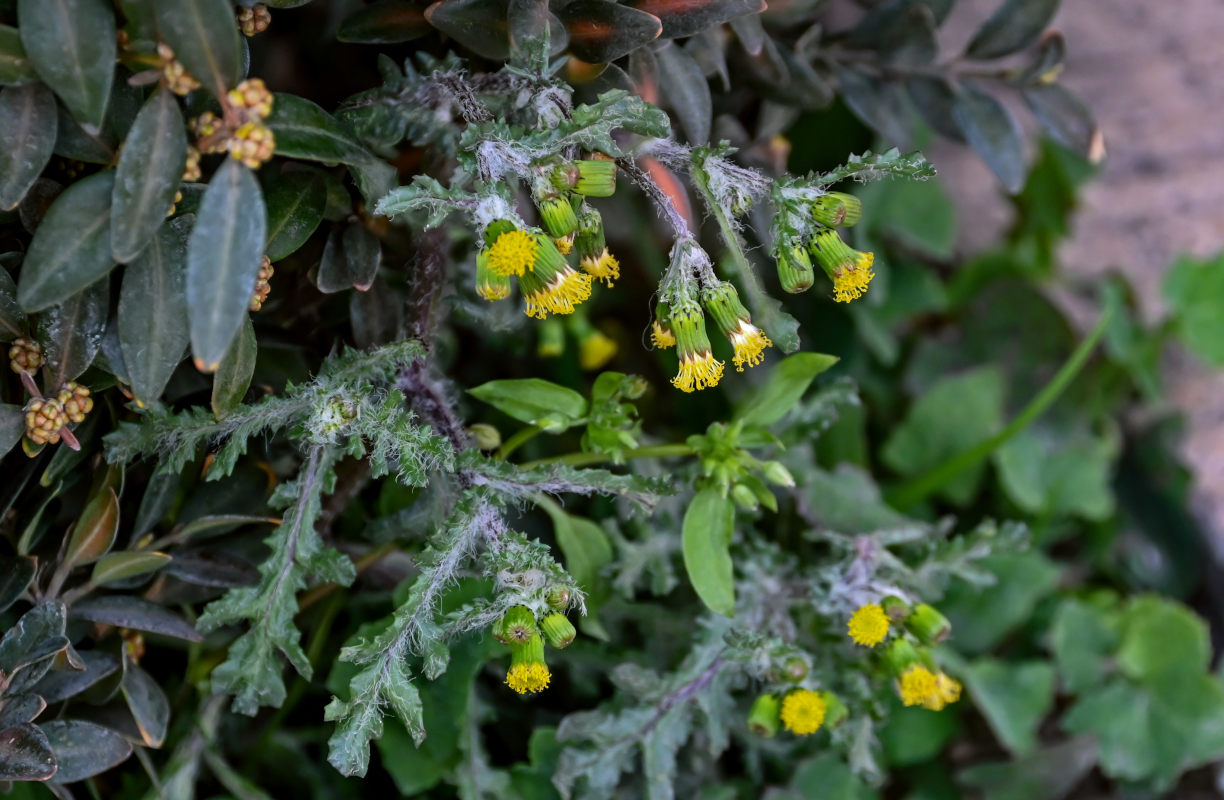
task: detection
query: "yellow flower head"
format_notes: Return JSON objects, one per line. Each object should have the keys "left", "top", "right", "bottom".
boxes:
{"left": 486, "top": 228, "right": 540, "bottom": 277}
{"left": 809, "top": 228, "right": 875, "bottom": 303}
{"left": 701, "top": 282, "right": 771, "bottom": 372}
{"left": 579, "top": 331, "right": 617, "bottom": 371}
{"left": 651, "top": 302, "right": 676, "bottom": 349}
{"left": 506, "top": 662, "right": 551, "bottom": 695}
{"left": 521, "top": 266, "right": 592, "bottom": 319}
{"left": 923, "top": 673, "right": 962, "bottom": 711}
{"left": 553, "top": 233, "right": 574, "bottom": 255}
{"left": 727, "top": 320, "right": 772, "bottom": 371}
{"left": 669, "top": 300, "right": 724, "bottom": 392}
{"left": 580, "top": 248, "right": 620, "bottom": 288}
{"left": 475, "top": 250, "right": 511, "bottom": 301}
{"left": 780, "top": 689, "right": 827, "bottom": 735}
{"left": 847, "top": 603, "right": 890, "bottom": 647}
{"left": 898, "top": 665, "right": 939, "bottom": 707}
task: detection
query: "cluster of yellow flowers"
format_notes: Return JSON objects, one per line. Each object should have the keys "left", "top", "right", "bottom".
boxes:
{"left": 776, "top": 193, "right": 875, "bottom": 304}
{"left": 189, "top": 78, "right": 277, "bottom": 170}
{"left": 493, "top": 598, "right": 577, "bottom": 696}
{"left": 847, "top": 600, "right": 963, "bottom": 712}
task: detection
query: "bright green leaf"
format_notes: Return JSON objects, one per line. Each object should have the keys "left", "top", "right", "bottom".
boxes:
{"left": 963, "top": 659, "right": 1055, "bottom": 756}
{"left": 736, "top": 352, "right": 839, "bottom": 426}
{"left": 682, "top": 487, "right": 735, "bottom": 616}
{"left": 469, "top": 378, "right": 588, "bottom": 432}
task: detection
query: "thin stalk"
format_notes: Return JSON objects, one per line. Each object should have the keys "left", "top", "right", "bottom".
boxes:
{"left": 518, "top": 443, "right": 693, "bottom": 470}
{"left": 495, "top": 425, "right": 542, "bottom": 461}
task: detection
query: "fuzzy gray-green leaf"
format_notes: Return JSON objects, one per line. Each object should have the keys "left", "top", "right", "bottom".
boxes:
{"left": 112, "top": 88, "right": 189, "bottom": 262}
{"left": 0, "top": 83, "right": 56, "bottom": 211}
{"left": 187, "top": 159, "right": 266, "bottom": 373}
{"left": 17, "top": 0, "right": 115, "bottom": 129}
{"left": 17, "top": 170, "right": 115, "bottom": 312}
{"left": 119, "top": 215, "right": 191, "bottom": 406}
{"left": 155, "top": 0, "right": 244, "bottom": 97}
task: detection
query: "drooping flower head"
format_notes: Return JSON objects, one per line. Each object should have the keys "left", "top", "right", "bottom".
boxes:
{"left": 809, "top": 228, "right": 875, "bottom": 303}
{"left": 847, "top": 602, "right": 890, "bottom": 647}
{"left": 520, "top": 264, "right": 593, "bottom": 319}
{"left": 810, "top": 192, "right": 863, "bottom": 228}
{"left": 651, "top": 302, "right": 676, "bottom": 349}
{"left": 669, "top": 299, "right": 724, "bottom": 393}
{"left": 575, "top": 205, "right": 619, "bottom": 287}
{"left": 780, "top": 689, "right": 827, "bottom": 735}
{"left": 540, "top": 612, "right": 576, "bottom": 649}
{"left": 475, "top": 250, "right": 511, "bottom": 301}
{"left": 506, "top": 633, "right": 551, "bottom": 695}
{"left": 776, "top": 243, "right": 815, "bottom": 295}
{"left": 701, "top": 282, "right": 772, "bottom": 372}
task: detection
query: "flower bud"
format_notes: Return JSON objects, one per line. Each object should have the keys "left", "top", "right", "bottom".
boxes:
{"left": 506, "top": 633, "right": 550, "bottom": 695}
{"left": 467, "top": 423, "right": 501, "bottom": 451}
{"left": 776, "top": 244, "right": 815, "bottom": 294}
{"left": 537, "top": 194, "right": 578, "bottom": 238}
{"left": 8, "top": 338, "right": 42, "bottom": 374}
{"left": 238, "top": 3, "right": 271, "bottom": 37}
{"left": 553, "top": 160, "right": 616, "bottom": 197}
{"left": 883, "top": 638, "right": 922, "bottom": 678}
{"left": 650, "top": 302, "right": 676, "bottom": 349}
{"left": 228, "top": 78, "right": 274, "bottom": 120}
{"left": 575, "top": 206, "right": 618, "bottom": 287}
{"left": 747, "top": 693, "right": 781, "bottom": 737}
{"left": 157, "top": 43, "right": 200, "bottom": 96}
{"left": 731, "top": 483, "right": 759, "bottom": 511}
{"left": 496, "top": 605, "right": 537, "bottom": 646}
{"left": 476, "top": 250, "right": 511, "bottom": 301}
{"left": 904, "top": 603, "right": 952, "bottom": 645}
{"left": 782, "top": 656, "right": 809, "bottom": 682}
{"left": 670, "top": 300, "right": 723, "bottom": 393}
{"left": 810, "top": 192, "right": 862, "bottom": 227}
{"left": 546, "top": 585, "right": 572, "bottom": 609}
{"left": 761, "top": 461, "right": 795, "bottom": 488}
{"left": 56, "top": 382, "right": 92, "bottom": 424}
{"left": 817, "top": 691, "right": 848, "bottom": 728}
{"left": 250, "top": 256, "right": 273, "bottom": 311}
{"left": 880, "top": 595, "right": 911, "bottom": 621}
{"left": 228, "top": 121, "right": 276, "bottom": 170}
{"left": 182, "top": 146, "right": 202, "bottom": 182}
{"left": 540, "top": 612, "right": 576, "bottom": 649}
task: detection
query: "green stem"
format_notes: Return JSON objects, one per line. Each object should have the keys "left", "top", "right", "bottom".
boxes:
{"left": 689, "top": 160, "right": 765, "bottom": 298}
{"left": 495, "top": 425, "right": 542, "bottom": 461}
{"left": 884, "top": 308, "right": 1112, "bottom": 510}
{"left": 519, "top": 443, "right": 694, "bottom": 470}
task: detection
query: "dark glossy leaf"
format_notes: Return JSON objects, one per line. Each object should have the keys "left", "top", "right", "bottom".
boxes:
{"left": 17, "top": 171, "right": 115, "bottom": 312}
{"left": 1015, "top": 30, "right": 1065, "bottom": 85}
{"left": 0, "top": 83, "right": 56, "bottom": 211}
{"left": 111, "top": 88, "right": 189, "bottom": 262}
{"left": 53, "top": 100, "right": 114, "bottom": 164}
{"left": 966, "top": 0, "right": 1060, "bottom": 60}
{"left": 0, "top": 723, "right": 56, "bottom": 781}
{"left": 953, "top": 84, "right": 1026, "bottom": 193}
{"left": 17, "top": 177, "right": 61, "bottom": 232}
{"left": 173, "top": 513, "right": 276, "bottom": 542}
{"left": 736, "top": 353, "right": 839, "bottom": 427}
{"left": 33, "top": 650, "right": 121, "bottom": 703}
{"left": 0, "top": 603, "right": 66, "bottom": 676}
{"left": 41, "top": 720, "right": 132, "bottom": 782}
{"left": 1023, "top": 83, "right": 1104, "bottom": 163}
{"left": 682, "top": 487, "right": 735, "bottom": 616}
{"left": 263, "top": 170, "right": 326, "bottom": 261}
{"left": 120, "top": 665, "right": 169, "bottom": 747}
{"left": 0, "top": 404, "right": 24, "bottom": 459}
{"left": 155, "top": 0, "right": 243, "bottom": 97}
{"left": 316, "top": 223, "right": 381, "bottom": 293}
{"left": 0, "top": 25, "right": 39, "bottom": 85}
{"left": 850, "top": 0, "right": 938, "bottom": 67}
{"left": 164, "top": 549, "right": 258, "bottom": 588}
{"left": 71, "top": 596, "right": 203, "bottom": 642}
{"left": 655, "top": 41, "right": 710, "bottom": 144}
{"left": 63, "top": 487, "right": 119, "bottom": 568}
{"left": 91, "top": 551, "right": 171, "bottom": 586}
{"left": 837, "top": 66, "right": 912, "bottom": 148}
{"left": 906, "top": 75, "right": 964, "bottom": 141}
{"left": 627, "top": 0, "right": 764, "bottom": 39}
{"left": 17, "top": 0, "right": 115, "bottom": 129}
{"left": 186, "top": 159, "right": 265, "bottom": 373}
{"left": 338, "top": 1, "right": 431, "bottom": 44}
{"left": 0, "top": 556, "right": 35, "bottom": 613}
{"left": 211, "top": 312, "right": 256, "bottom": 419}
{"left": 0, "top": 266, "right": 27, "bottom": 338}
{"left": 36, "top": 277, "right": 108, "bottom": 386}
{"left": 119, "top": 215, "right": 191, "bottom": 407}
{"left": 557, "top": 0, "right": 662, "bottom": 64}
{"left": 0, "top": 695, "right": 46, "bottom": 728}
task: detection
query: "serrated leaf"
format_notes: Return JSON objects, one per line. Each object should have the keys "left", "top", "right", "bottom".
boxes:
{"left": 557, "top": 0, "right": 662, "bottom": 64}
{"left": 0, "top": 723, "right": 56, "bottom": 781}
{"left": 119, "top": 215, "right": 191, "bottom": 406}
{"left": 1116, "top": 596, "right": 1209, "bottom": 684}
{"left": 815, "top": 147, "right": 937, "bottom": 185}
{"left": 655, "top": 41, "right": 710, "bottom": 145}
{"left": 35, "top": 278, "right": 108, "bottom": 386}
{"left": 91, "top": 551, "right": 172, "bottom": 586}
{"left": 736, "top": 352, "right": 838, "bottom": 427}
{"left": 72, "top": 596, "right": 203, "bottom": 642}
{"left": 111, "top": 88, "right": 189, "bottom": 262}
{"left": 953, "top": 84, "right": 1026, "bottom": 193}
{"left": 469, "top": 378, "right": 588, "bottom": 432}
{"left": 338, "top": 1, "right": 431, "bottom": 43}
{"left": 41, "top": 719, "right": 132, "bottom": 783}
{"left": 682, "top": 487, "right": 735, "bottom": 616}
{"left": 0, "top": 25, "right": 39, "bottom": 85}
{"left": 64, "top": 487, "right": 119, "bottom": 569}
{"left": 1050, "top": 598, "right": 1117, "bottom": 694}
{"left": 263, "top": 170, "right": 326, "bottom": 261}
{"left": 17, "top": 170, "right": 115, "bottom": 312}
{"left": 627, "top": 0, "right": 763, "bottom": 39}
{"left": 211, "top": 312, "right": 257, "bottom": 419}
{"left": 155, "top": 0, "right": 243, "bottom": 97}
{"left": 186, "top": 158, "right": 266, "bottom": 373}
{"left": 17, "top": 0, "right": 115, "bottom": 129}
{"left": 1022, "top": 83, "right": 1103, "bottom": 163}
{"left": 121, "top": 664, "right": 170, "bottom": 747}
{"left": 966, "top": 0, "right": 1060, "bottom": 60}
{"left": 0, "top": 83, "right": 56, "bottom": 211}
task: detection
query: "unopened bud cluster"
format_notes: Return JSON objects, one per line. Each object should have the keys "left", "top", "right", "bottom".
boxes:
{"left": 157, "top": 43, "right": 200, "bottom": 96}
{"left": 493, "top": 596, "right": 578, "bottom": 696}
{"left": 688, "top": 420, "right": 796, "bottom": 509}
{"left": 189, "top": 79, "right": 277, "bottom": 170}
{"left": 250, "top": 256, "right": 274, "bottom": 311}
{"left": 238, "top": 4, "right": 271, "bottom": 37}
{"left": 24, "top": 382, "right": 91, "bottom": 446}
{"left": 8, "top": 338, "right": 42, "bottom": 374}
{"left": 773, "top": 186, "right": 875, "bottom": 303}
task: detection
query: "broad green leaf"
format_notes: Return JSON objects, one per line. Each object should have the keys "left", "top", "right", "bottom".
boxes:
{"left": 957, "top": 737, "right": 1098, "bottom": 800}
{"left": 211, "top": 312, "right": 257, "bottom": 419}
{"left": 41, "top": 720, "right": 133, "bottom": 783}
{"left": 119, "top": 215, "right": 191, "bottom": 406}
{"left": 91, "top": 551, "right": 172, "bottom": 586}
{"left": 0, "top": 266, "right": 27, "bottom": 338}
{"left": 263, "top": 170, "right": 326, "bottom": 261}
{"left": 64, "top": 487, "right": 119, "bottom": 568}
{"left": 0, "top": 403, "right": 24, "bottom": 458}
{"left": 548, "top": 511, "right": 613, "bottom": 593}
{"left": 939, "top": 551, "right": 1061, "bottom": 654}
{"left": 155, "top": 0, "right": 243, "bottom": 97}
{"left": 0, "top": 723, "right": 56, "bottom": 781}
{"left": 879, "top": 700, "right": 962, "bottom": 767}
{"left": 966, "top": 0, "right": 1061, "bottom": 60}
{"left": 36, "top": 278, "right": 108, "bottom": 386}
{"left": 963, "top": 659, "right": 1055, "bottom": 756}
{"left": 627, "top": 0, "right": 763, "bottom": 39}
{"left": 736, "top": 352, "right": 838, "bottom": 426}
{"left": 111, "top": 88, "right": 189, "bottom": 262}
{"left": 993, "top": 426, "right": 1117, "bottom": 520}
{"left": 655, "top": 41, "right": 710, "bottom": 144}
{"left": 469, "top": 378, "right": 588, "bottom": 432}
{"left": 1116, "top": 595, "right": 1210, "bottom": 684}
{"left": 32, "top": 650, "right": 120, "bottom": 703}
{"left": 121, "top": 664, "right": 170, "bottom": 747}
{"left": 0, "top": 83, "right": 56, "bottom": 210}
{"left": 802, "top": 465, "right": 912, "bottom": 534}
{"left": 0, "top": 25, "right": 39, "bottom": 85}
{"left": 186, "top": 159, "right": 266, "bottom": 373}
{"left": 789, "top": 752, "right": 878, "bottom": 800}
{"left": 953, "top": 85, "right": 1026, "bottom": 193}
{"left": 881, "top": 367, "right": 1005, "bottom": 506}
{"left": 17, "top": 171, "right": 115, "bottom": 312}
{"left": 337, "top": 1, "right": 431, "bottom": 43}
{"left": 1022, "top": 83, "right": 1102, "bottom": 162}
{"left": 17, "top": 0, "right": 115, "bottom": 129}
{"left": 1164, "top": 253, "right": 1224, "bottom": 366}
{"left": 682, "top": 487, "right": 735, "bottom": 616}
{"left": 557, "top": 0, "right": 661, "bottom": 63}
{"left": 1049, "top": 597, "right": 1118, "bottom": 693}
{"left": 0, "top": 555, "right": 35, "bottom": 614}
{"left": 0, "top": 602, "right": 67, "bottom": 676}
{"left": 71, "top": 596, "right": 203, "bottom": 641}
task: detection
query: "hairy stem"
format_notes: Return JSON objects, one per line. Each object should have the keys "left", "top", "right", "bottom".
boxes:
{"left": 518, "top": 442, "right": 694, "bottom": 470}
